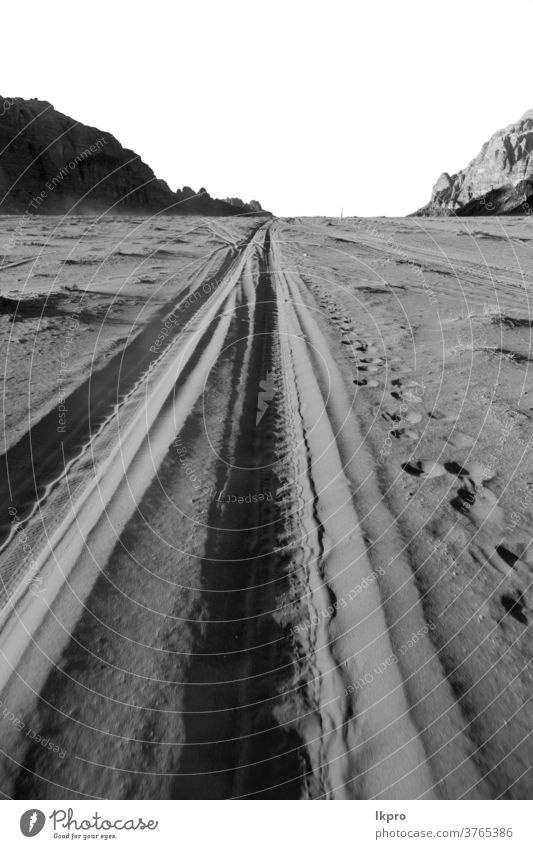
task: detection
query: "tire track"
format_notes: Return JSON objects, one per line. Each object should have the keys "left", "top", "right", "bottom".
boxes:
{"left": 1, "top": 218, "right": 490, "bottom": 800}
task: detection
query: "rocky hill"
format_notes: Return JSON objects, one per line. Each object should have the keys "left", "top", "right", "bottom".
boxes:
{"left": 223, "top": 197, "right": 264, "bottom": 213}
{"left": 0, "top": 96, "right": 268, "bottom": 216}
{"left": 414, "top": 109, "right": 533, "bottom": 216}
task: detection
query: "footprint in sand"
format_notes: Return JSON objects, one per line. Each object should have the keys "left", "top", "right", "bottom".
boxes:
{"left": 500, "top": 591, "right": 529, "bottom": 625}
{"left": 387, "top": 387, "right": 425, "bottom": 424}
{"left": 447, "top": 431, "right": 476, "bottom": 449}
{"left": 490, "top": 542, "right": 533, "bottom": 620}
{"left": 444, "top": 460, "right": 495, "bottom": 486}
{"left": 494, "top": 543, "right": 533, "bottom": 590}
{"left": 499, "top": 532, "right": 533, "bottom": 567}
{"left": 429, "top": 409, "right": 454, "bottom": 421}
{"left": 402, "top": 459, "right": 446, "bottom": 478}
{"left": 387, "top": 425, "right": 421, "bottom": 441}
{"left": 440, "top": 459, "right": 503, "bottom": 525}
{"left": 443, "top": 460, "right": 470, "bottom": 477}
{"left": 452, "top": 483, "right": 504, "bottom": 526}
{"left": 389, "top": 379, "right": 424, "bottom": 402}
{"left": 466, "top": 461, "right": 495, "bottom": 489}
{"left": 382, "top": 411, "right": 402, "bottom": 423}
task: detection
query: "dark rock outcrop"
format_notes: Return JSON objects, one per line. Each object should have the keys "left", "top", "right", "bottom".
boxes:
{"left": 0, "top": 96, "right": 267, "bottom": 216}
{"left": 414, "top": 109, "right": 533, "bottom": 216}
{"left": 223, "top": 197, "right": 266, "bottom": 214}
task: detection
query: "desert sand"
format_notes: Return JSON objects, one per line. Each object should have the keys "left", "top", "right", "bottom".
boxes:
{"left": 0, "top": 213, "right": 532, "bottom": 799}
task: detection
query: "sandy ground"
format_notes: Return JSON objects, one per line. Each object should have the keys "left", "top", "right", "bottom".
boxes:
{"left": 0, "top": 215, "right": 259, "bottom": 453}
{"left": 0, "top": 214, "right": 532, "bottom": 799}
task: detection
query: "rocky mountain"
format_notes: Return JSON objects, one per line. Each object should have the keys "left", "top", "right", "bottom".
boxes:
{"left": 0, "top": 96, "right": 268, "bottom": 216}
{"left": 223, "top": 197, "right": 264, "bottom": 213}
{"left": 415, "top": 109, "right": 533, "bottom": 216}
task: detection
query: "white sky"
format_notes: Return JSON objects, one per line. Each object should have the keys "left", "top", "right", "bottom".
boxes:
{"left": 2, "top": 0, "right": 533, "bottom": 217}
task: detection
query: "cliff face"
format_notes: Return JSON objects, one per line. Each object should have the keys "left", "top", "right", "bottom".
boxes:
{"left": 415, "top": 109, "right": 533, "bottom": 216}
{"left": 0, "top": 97, "right": 266, "bottom": 216}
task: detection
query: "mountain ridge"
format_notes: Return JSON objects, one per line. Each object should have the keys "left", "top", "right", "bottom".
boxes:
{"left": 0, "top": 96, "right": 270, "bottom": 217}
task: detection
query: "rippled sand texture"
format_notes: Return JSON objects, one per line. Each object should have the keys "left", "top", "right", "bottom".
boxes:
{"left": 0, "top": 215, "right": 532, "bottom": 799}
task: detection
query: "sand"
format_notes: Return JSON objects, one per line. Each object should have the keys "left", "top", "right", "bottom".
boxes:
{"left": 0, "top": 214, "right": 531, "bottom": 799}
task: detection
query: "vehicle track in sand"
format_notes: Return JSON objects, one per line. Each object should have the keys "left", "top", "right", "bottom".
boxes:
{"left": 0, "top": 219, "right": 516, "bottom": 799}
